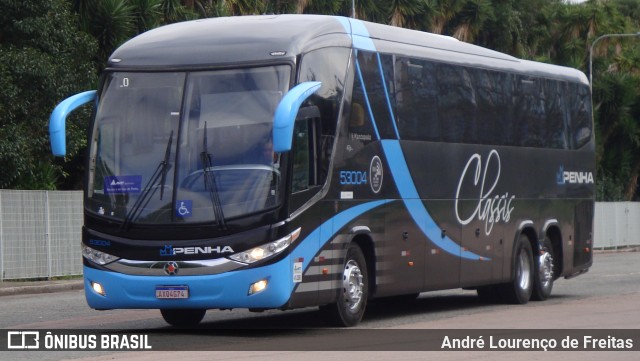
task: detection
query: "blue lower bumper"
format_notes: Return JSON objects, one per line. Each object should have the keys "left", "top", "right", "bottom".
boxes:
{"left": 84, "top": 256, "right": 293, "bottom": 310}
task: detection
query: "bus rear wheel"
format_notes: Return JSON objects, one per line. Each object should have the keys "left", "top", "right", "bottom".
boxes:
{"left": 160, "top": 308, "right": 206, "bottom": 327}
{"left": 320, "top": 243, "right": 368, "bottom": 327}
{"left": 532, "top": 237, "right": 555, "bottom": 301}
{"left": 499, "top": 235, "right": 533, "bottom": 304}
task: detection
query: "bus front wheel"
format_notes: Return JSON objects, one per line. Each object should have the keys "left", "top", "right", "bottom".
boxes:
{"left": 320, "top": 243, "right": 368, "bottom": 327}
{"left": 160, "top": 308, "right": 206, "bottom": 327}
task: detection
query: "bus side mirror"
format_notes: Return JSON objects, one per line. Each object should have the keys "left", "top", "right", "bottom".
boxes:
{"left": 49, "top": 90, "right": 97, "bottom": 157}
{"left": 272, "top": 81, "right": 321, "bottom": 152}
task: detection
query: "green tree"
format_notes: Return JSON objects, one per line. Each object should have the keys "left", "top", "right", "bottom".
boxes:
{"left": 388, "top": 0, "right": 432, "bottom": 29}
{"left": 0, "top": 0, "right": 97, "bottom": 189}
{"left": 429, "top": 0, "right": 464, "bottom": 34}
{"left": 448, "top": 0, "right": 494, "bottom": 42}
{"left": 131, "top": 0, "right": 164, "bottom": 33}
{"left": 77, "top": 0, "right": 136, "bottom": 65}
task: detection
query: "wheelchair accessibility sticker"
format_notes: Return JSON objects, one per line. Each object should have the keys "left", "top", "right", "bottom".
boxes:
{"left": 176, "top": 200, "right": 193, "bottom": 218}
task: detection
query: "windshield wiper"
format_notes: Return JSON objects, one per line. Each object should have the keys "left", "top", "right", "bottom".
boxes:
{"left": 200, "top": 122, "right": 226, "bottom": 230}
{"left": 120, "top": 130, "right": 173, "bottom": 232}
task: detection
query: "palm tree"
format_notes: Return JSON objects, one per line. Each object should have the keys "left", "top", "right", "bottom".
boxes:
{"left": 346, "top": 0, "right": 388, "bottom": 23}
{"left": 388, "top": 0, "right": 432, "bottom": 29}
{"left": 449, "top": 0, "right": 494, "bottom": 42}
{"left": 593, "top": 73, "right": 640, "bottom": 200}
{"left": 429, "top": 0, "right": 464, "bottom": 34}
{"left": 475, "top": 0, "right": 525, "bottom": 57}
{"left": 82, "top": 0, "right": 136, "bottom": 65}
{"left": 131, "top": 0, "right": 163, "bottom": 33}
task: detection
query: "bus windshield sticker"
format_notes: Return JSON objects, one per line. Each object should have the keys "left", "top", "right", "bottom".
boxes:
{"left": 176, "top": 200, "right": 193, "bottom": 218}
{"left": 104, "top": 175, "right": 142, "bottom": 194}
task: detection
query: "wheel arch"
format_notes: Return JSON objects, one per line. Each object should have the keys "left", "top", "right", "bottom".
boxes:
{"left": 349, "top": 231, "right": 377, "bottom": 299}
{"left": 512, "top": 221, "right": 537, "bottom": 279}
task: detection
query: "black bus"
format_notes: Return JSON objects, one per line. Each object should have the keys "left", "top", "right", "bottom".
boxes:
{"left": 50, "top": 15, "right": 594, "bottom": 327}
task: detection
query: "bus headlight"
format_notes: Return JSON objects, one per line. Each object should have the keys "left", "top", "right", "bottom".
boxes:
{"left": 82, "top": 244, "right": 119, "bottom": 265}
{"left": 229, "top": 228, "right": 301, "bottom": 264}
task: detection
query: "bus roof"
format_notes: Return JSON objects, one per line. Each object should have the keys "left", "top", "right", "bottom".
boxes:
{"left": 108, "top": 15, "right": 348, "bottom": 68}
{"left": 107, "top": 14, "right": 588, "bottom": 85}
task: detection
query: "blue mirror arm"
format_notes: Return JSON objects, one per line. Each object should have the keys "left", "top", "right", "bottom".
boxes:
{"left": 272, "top": 81, "right": 322, "bottom": 152}
{"left": 49, "top": 90, "right": 97, "bottom": 156}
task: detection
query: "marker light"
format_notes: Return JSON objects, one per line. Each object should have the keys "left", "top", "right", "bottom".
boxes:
{"left": 82, "top": 244, "right": 119, "bottom": 265}
{"left": 249, "top": 279, "right": 268, "bottom": 295}
{"left": 230, "top": 228, "right": 301, "bottom": 264}
{"left": 91, "top": 281, "right": 106, "bottom": 296}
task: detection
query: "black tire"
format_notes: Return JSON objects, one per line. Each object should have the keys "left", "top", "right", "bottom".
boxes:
{"left": 531, "top": 237, "right": 555, "bottom": 301}
{"left": 499, "top": 234, "right": 534, "bottom": 304}
{"left": 319, "top": 243, "right": 368, "bottom": 327}
{"left": 160, "top": 309, "right": 206, "bottom": 327}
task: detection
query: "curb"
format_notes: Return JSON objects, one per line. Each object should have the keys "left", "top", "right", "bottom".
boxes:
{"left": 0, "top": 280, "right": 84, "bottom": 297}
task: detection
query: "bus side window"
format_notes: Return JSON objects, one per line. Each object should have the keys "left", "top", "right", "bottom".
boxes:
{"left": 437, "top": 64, "right": 477, "bottom": 144}
{"left": 289, "top": 105, "right": 323, "bottom": 213}
{"left": 568, "top": 84, "right": 592, "bottom": 149}
{"left": 292, "top": 119, "right": 311, "bottom": 193}
{"left": 394, "top": 57, "right": 440, "bottom": 141}
{"left": 291, "top": 106, "right": 321, "bottom": 194}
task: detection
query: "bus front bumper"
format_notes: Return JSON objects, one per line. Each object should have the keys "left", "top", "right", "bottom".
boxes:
{"left": 83, "top": 257, "right": 293, "bottom": 310}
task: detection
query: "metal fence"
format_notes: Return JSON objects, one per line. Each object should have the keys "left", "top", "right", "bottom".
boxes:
{"left": 0, "top": 190, "right": 83, "bottom": 281}
{"left": 0, "top": 190, "right": 638, "bottom": 280}
{"left": 594, "top": 202, "right": 640, "bottom": 249}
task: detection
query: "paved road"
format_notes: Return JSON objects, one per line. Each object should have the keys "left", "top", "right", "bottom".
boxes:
{"left": 1, "top": 250, "right": 639, "bottom": 360}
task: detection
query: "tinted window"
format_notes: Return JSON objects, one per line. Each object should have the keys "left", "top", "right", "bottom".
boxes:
{"left": 391, "top": 56, "right": 591, "bottom": 150}
{"left": 299, "top": 47, "right": 350, "bottom": 183}
{"left": 356, "top": 51, "right": 397, "bottom": 139}
{"left": 395, "top": 57, "right": 440, "bottom": 141}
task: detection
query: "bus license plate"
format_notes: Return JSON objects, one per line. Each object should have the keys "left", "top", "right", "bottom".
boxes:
{"left": 155, "top": 285, "right": 189, "bottom": 299}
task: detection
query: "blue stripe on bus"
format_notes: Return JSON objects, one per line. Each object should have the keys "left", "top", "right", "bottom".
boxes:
{"left": 293, "top": 199, "right": 389, "bottom": 273}
{"left": 338, "top": 16, "right": 485, "bottom": 260}
{"left": 336, "top": 17, "right": 376, "bottom": 51}
{"left": 381, "top": 140, "right": 485, "bottom": 260}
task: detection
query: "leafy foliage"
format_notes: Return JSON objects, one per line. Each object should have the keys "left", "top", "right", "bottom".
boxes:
{"left": 0, "top": 0, "right": 97, "bottom": 189}
{"left": 3, "top": 0, "right": 640, "bottom": 199}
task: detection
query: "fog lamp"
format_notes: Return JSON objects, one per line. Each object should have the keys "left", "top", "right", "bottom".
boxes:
{"left": 249, "top": 279, "right": 268, "bottom": 295}
{"left": 91, "top": 281, "right": 106, "bottom": 296}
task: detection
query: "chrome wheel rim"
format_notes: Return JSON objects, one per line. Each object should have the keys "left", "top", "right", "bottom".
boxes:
{"left": 342, "top": 259, "right": 364, "bottom": 312}
{"left": 517, "top": 249, "right": 532, "bottom": 291}
{"left": 538, "top": 249, "right": 554, "bottom": 289}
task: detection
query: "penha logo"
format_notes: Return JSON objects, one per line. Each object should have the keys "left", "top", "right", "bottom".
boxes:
{"left": 557, "top": 166, "right": 594, "bottom": 185}
{"left": 160, "top": 245, "right": 234, "bottom": 256}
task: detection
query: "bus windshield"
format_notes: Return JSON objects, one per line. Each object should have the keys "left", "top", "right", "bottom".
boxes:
{"left": 87, "top": 65, "right": 291, "bottom": 225}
